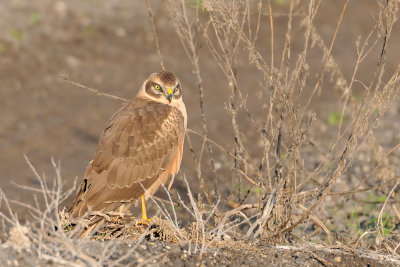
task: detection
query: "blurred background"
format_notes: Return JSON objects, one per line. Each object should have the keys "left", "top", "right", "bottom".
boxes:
{"left": 0, "top": 0, "right": 399, "bottom": 226}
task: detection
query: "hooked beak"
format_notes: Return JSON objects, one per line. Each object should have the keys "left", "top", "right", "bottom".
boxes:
{"left": 166, "top": 88, "right": 173, "bottom": 103}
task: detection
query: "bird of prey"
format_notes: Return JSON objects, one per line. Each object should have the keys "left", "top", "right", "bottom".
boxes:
{"left": 68, "top": 71, "right": 186, "bottom": 232}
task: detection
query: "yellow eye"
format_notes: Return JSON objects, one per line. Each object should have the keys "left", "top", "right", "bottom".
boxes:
{"left": 174, "top": 87, "right": 178, "bottom": 93}
{"left": 154, "top": 84, "right": 161, "bottom": 90}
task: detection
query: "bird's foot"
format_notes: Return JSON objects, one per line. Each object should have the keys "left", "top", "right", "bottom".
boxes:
{"left": 137, "top": 217, "right": 152, "bottom": 226}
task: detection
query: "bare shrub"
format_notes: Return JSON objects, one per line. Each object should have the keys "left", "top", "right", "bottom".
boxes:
{"left": 165, "top": 0, "right": 400, "bottom": 252}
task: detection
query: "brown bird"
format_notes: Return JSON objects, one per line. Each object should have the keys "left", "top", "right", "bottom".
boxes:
{"left": 68, "top": 71, "right": 186, "bottom": 231}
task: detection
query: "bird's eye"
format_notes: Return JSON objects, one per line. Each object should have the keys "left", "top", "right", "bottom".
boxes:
{"left": 173, "top": 87, "right": 178, "bottom": 93}
{"left": 154, "top": 84, "right": 161, "bottom": 90}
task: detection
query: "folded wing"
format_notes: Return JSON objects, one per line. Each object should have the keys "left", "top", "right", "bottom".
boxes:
{"left": 69, "top": 99, "right": 185, "bottom": 217}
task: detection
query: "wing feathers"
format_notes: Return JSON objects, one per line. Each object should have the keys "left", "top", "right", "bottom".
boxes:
{"left": 68, "top": 97, "right": 185, "bottom": 217}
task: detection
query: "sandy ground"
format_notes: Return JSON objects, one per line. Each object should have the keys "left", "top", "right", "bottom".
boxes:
{"left": 1, "top": 241, "right": 400, "bottom": 267}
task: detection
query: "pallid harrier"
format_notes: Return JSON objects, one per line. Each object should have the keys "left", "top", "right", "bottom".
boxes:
{"left": 68, "top": 71, "right": 186, "bottom": 234}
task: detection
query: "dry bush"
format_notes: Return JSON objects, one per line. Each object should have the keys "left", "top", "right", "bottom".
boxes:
{"left": 165, "top": 0, "right": 400, "bottom": 252}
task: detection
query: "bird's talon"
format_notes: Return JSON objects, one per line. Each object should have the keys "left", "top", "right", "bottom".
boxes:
{"left": 137, "top": 218, "right": 152, "bottom": 226}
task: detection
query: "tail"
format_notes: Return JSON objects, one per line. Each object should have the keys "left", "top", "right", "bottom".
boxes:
{"left": 65, "top": 178, "right": 100, "bottom": 238}
{"left": 66, "top": 175, "right": 127, "bottom": 238}
{"left": 68, "top": 177, "right": 90, "bottom": 218}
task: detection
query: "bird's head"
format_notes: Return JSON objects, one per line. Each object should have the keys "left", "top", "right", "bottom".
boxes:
{"left": 141, "top": 71, "right": 182, "bottom": 104}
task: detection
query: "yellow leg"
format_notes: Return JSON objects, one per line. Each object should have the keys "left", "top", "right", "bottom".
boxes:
{"left": 141, "top": 195, "right": 151, "bottom": 221}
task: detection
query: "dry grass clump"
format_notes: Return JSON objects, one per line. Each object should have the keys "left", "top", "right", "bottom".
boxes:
{"left": 0, "top": 157, "right": 239, "bottom": 264}
{"left": 60, "top": 210, "right": 187, "bottom": 243}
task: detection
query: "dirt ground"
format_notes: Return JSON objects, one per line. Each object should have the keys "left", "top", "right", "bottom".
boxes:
{"left": 1, "top": 0, "right": 400, "bottom": 266}
{"left": 1, "top": 240, "right": 399, "bottom": 267}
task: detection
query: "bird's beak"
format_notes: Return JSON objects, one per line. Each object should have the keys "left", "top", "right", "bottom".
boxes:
{"left": 166, "top": 88, "right": 173, "bottom": 103}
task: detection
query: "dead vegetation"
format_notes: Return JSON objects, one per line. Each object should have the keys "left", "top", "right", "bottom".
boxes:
{"left": 164, "top": 0, "right": 400, "bottom": 250}
{"left": 1, "top": 0, "right": 400, "bottom": 266}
